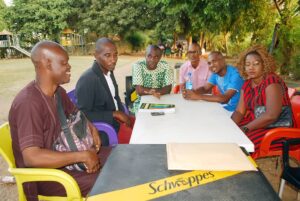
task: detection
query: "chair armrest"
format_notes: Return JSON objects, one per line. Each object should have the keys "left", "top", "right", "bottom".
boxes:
{"left": 259, "top": 128, "right": 300, "bottom": 157}
{"left": 122, "top": 103, "right": 130, "bottom": 115}
{"left": 92, "top": 122, "right": 118, "bottom": 146}
{"left": 9, "top": 167, "right": 82, "bottom": 200}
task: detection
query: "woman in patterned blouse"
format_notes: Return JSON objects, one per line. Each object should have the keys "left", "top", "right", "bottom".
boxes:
{"left": 231, "top": 45, "right": 295, "bottom": 155}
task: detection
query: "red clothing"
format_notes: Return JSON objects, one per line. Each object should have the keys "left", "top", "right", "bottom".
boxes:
{"left": 118, "top": 116, "right": 135, "bottom": 144}
{"left": 9, "top": 81, "right": 110, "bottom": 200}
{"left": 239, "top": 73, "right": 295, "bottom": 153}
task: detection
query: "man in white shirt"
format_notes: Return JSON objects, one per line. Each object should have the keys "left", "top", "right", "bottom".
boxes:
{"left": 75, "top": 38, "right": 133, "bottom": 145}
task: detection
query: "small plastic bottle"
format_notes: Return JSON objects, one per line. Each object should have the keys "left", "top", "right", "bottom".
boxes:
{"left": 185, "top": 72, "right": 193, "bottom": 90}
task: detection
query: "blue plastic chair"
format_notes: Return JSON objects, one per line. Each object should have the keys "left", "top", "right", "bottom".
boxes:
{"left": 67, "top": 90, "right": 118, "bottom": 146}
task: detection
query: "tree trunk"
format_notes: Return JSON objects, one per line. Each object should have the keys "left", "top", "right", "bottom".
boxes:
{"left": 173, "top": 32, "right": 177, "bottom": 49}
{"left": 186, "top": 35, "right": 192, "bottom": 49}
{"left": 280, "top": 31, "right": 292, "bottom": 75}
{"left": 223, "top": 32, "right": 228, "bottom": 55}
{"left": 269, "top": 23, "right": 280, "bottom": 54}
{"left": 199, "top": 32, "right": 205, "bottom": 50}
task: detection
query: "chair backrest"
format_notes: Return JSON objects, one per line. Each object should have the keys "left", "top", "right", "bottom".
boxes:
{"left": 67, "top": 89, "right": 77, "bottom": 105}
{"left": 212, "top": 86, "right": 221, "bottom": 95}
{"left": 282, "top": 138, "right": 300, "bottom": 168}
{"left": 0, "top": 122, "right": 16, "bottom": 168}
{"left": 291, "top": 95, "right": 300, "bottom": 128}
{"left": 173, "top": 84, "right": 180, "bottom": 94}
{"left": 124, "top": 76, "right": 137, "bottom": 108}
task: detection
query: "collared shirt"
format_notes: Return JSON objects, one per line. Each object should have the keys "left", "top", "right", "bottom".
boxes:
{"left": 104, "top": 71, "right": 119, "bottom": 110}
{"left": 179, "top": 59, "right": 211, "bottom": 89}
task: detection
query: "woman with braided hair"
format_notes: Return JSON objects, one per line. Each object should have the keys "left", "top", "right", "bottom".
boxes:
{"left": 231, "top": 45, "right": 295, "bottom": 155}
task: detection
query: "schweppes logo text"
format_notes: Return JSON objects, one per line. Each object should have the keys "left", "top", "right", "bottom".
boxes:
{"left": 148, "top": 171, "right": 215, "bottom": 194}
{"left": 87, "top": 170, "right": 241, "bottom": 201}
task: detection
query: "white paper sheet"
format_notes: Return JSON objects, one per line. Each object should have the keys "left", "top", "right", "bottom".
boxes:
{"left": 167, "top": 143, "right": 257, "bottom": 171}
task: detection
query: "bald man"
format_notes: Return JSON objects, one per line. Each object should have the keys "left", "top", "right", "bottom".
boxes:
{"left": 9, "top": 41, "right": 109, "bottom": 201}
{"left": 76, "top": 38, "right": 133, "bottom": 145}
{"left": 132, "top": 45, "right": 174, "bottom": 113}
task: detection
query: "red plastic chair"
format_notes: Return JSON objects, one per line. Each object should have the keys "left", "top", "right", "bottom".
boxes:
{"left": 253, "top": 95, "right": 300, "bottom": 162}
{"left": 253, "top": 128, "right": 300, "bottom": 162}
{"left": 212, "top": 86, "right": 221, "bottom": 95}
{"left": 173, "top": 84, "right": 181, "bottom": 94}
{"left": 291, "top": 95, "right": 300, "bottom": 127}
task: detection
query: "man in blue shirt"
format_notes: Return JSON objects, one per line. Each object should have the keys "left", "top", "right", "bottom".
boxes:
{"left": 182, "top": 51, "right": 244, "bottom": 112}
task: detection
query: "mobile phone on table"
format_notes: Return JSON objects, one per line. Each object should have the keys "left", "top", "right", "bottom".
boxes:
{"left": 151, "top": 112, "right": 165, "bottom": 116}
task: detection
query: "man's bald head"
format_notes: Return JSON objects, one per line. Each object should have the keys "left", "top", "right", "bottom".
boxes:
{"left": 95, "top": 38, "right": 115, "bottom": 52}
{"left": 31, "top": 41, "right": 66, "bottom": 68}
{"left": 207, "top": 51, "right": 226, "bottom": 75}
{"left": 209, "top": 51, "right": 224, "bottom": 59}
{"left": 31, "top": 41, "right": 71, "bottom": 85}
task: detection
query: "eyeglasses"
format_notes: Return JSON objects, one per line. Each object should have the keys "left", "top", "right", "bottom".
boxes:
{"left": 187, "top": 51, "right": 201, "bottom": 55}
{"left": 244, "top": 61, "right": 261, "bottom": 68}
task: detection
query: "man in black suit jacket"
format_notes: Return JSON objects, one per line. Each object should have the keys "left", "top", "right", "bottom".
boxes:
{"left": 75, "top": 38, "right": 132, "bottom": 145}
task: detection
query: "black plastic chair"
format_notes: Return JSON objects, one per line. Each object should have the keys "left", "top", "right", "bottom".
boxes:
{"left": 124, "top": 76, "right": 137, "bottom": 112}
{"left": 279, "top": 138, "right": 300, "bottom": 199}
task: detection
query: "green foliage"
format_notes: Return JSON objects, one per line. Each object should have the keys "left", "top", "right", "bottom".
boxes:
{"left": 273, "top": 0, "right": 300, "bottom": 76}
{"left": 227, "top": 35, "right": 252, "bottom": 57}
{"left": 149, "top": 0, "right": 277, "bottom": 54}
{"left": 82, "top": 0, "right": 161, "bottom": 39}
{"left": 65, "top": 0, "right": 91, "bottom": 32}
{"left": 4, "top": 0, "right": 85, "bottom": 45}
{"left": 1, "top": 0, "right": 299, "bottom": 79}
{"left": 0, "top": 0, "right": 7, "bottom": 31}
{"left": 125, "top": 31, "right": 148, "bottom": 52}
{"left": 290, "top": 53, "right": 300, "bottom": 80}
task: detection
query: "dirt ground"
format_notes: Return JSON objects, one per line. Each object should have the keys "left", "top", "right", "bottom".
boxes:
{"left": 0, "top": 56, "right": 299, "bottom": 200}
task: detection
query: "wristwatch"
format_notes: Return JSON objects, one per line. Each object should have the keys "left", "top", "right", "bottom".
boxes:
{"left": 242, "top": 126, "right": 250, "bottom": 133}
